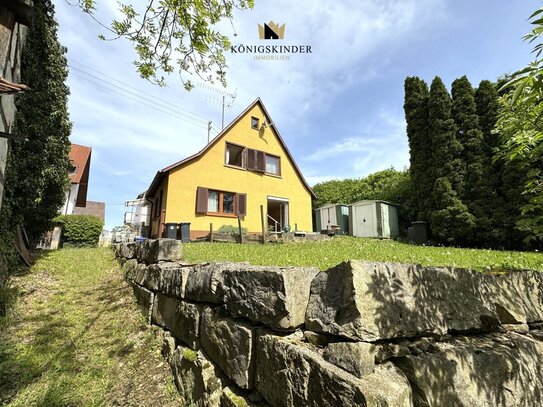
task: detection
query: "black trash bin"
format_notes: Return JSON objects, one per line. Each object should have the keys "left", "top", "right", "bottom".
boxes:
{"left": 178, "top": 222, "right": 191, "bottom": 242}
{"left": 164, "top": 223, "right": 178, "bottom": 239}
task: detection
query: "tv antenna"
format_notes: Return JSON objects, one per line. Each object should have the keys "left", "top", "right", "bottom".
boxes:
{"left": 195, "top": 81, "right": 237, "bottom": 129}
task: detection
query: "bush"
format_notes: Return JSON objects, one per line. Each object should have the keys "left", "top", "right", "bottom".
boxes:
{"left": 54, "top": 215, "right": 103, "bottom": 247}
{"left": 217, "top": 224, "right": 247, "bottom": 235}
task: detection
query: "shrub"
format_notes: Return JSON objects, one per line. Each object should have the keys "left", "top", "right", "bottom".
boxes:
{"left": 54, "top": 215, "right": 103, "bottom": 247}
{"left": 217, "top": 224, "right": 247, "bottom": 235}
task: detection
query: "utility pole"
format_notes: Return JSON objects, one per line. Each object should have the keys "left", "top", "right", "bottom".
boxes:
{"left": 207, "top": 121, "right": 212, "bottom": 143}
{"left": 221, "top": 95, "right": 225, "bottom": 130}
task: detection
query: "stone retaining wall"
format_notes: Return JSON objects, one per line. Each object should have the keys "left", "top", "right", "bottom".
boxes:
{"left": 114, "top": 239, "right": 543, "bottom": 407}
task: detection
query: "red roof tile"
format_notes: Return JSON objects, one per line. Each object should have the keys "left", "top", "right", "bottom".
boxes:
{"left": 68, "top": 143, "right": 92, "bottom": 184}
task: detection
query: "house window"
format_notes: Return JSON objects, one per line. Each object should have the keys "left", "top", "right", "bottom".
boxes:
{"left": 225, "top": 143, "right": 245, "bottom": 168}
{"left": 197, "top": 187, "right": 246, "bottom": 216}
{"left": 251, "top": 117, "right": 259, "bottom": 129}
{"left": 265, "top": 154, "right": 280, "bottom": 175}
{"left": 207, "top": 190, "right": 235, "bottom": 214}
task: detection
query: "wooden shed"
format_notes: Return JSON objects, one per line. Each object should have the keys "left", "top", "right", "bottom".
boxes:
{"left": 349, "top": 200, "right": 399, "bottom": 239}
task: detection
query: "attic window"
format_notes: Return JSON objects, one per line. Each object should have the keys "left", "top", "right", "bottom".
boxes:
{"left": 251, "top": 117, "right": 259, "bottom": 130}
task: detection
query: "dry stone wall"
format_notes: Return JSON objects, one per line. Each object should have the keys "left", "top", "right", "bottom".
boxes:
{"left": 114, "top": 239, "right": 543, "bottom": 407}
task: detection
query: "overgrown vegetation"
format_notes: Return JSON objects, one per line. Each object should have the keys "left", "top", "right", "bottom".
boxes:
{"left": 183, "top": 237, "right": 543, "bottom": 272}
{"left": 54, "top": 215, "right": 103, "bottom": 247}
{"left": 0, "top": 248, "right": 182, "bottom": 406}
{"left": 497, "top": 6, "right": 543, "bottom": 245}
{"left": 0, "top": 0, "right": 71, "bottom": 303}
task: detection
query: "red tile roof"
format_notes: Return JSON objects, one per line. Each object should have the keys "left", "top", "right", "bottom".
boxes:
{"left": 68, "top": 143, "right": 92, "bottom": 184}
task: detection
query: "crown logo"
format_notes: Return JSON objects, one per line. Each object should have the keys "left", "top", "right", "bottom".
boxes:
{"left": 258, "top": 21, "right": 285, "bottom": 40}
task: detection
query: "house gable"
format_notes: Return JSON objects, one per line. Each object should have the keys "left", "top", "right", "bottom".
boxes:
{"left": 146, "top": 99, "right": 314, "bottom": 238}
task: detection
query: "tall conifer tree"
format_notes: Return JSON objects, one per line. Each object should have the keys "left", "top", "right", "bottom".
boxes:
{"left": 404, "top": 77, "right": 431, "bottom": 221}
{"left": 428, "top": 77, "right": 474, "bottom": 244}
{"left": 452, "top": 76, "right": 490, "bottom": 245}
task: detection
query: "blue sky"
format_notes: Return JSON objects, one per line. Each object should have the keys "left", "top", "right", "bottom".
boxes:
{"left": 54, "top": 0, "right": 536, "bottom": 230}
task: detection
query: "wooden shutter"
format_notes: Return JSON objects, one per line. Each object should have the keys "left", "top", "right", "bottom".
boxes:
{"left": 196, "top": 187, "right": 208, "bottom": 213}
{"left": 256, "top": 151, "right": 265, "bottom": 172}
{"left": 237, "top": 193, "right": 247, "bottom": 216}
{"left": 247, "top": 149, "right": 256, "bottom": 170}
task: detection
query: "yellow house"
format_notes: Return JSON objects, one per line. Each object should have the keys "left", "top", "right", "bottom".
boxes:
{"left": 145, "top": 98, "right": 315, "bottom": 239}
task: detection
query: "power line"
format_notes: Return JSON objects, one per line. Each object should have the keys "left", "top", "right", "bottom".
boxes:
{"left": 69, "top": 65, "right": 210, "bottom": 127}
{"left": 70, "top": 72, "right": 210, "bottom": 129}
{"left": 70, "top": 59, "right": 210, "bottom": 123}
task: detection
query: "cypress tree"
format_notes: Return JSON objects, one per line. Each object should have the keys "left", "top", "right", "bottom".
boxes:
{"left": 404, "top": 77, "right": 431, "bottom": 221}
{"left": 428, "top": 77, "right": 474, "bottom": 243}
{"left": 452, "top": 76, "right": 490, "bottom": 245}
{"left": 430, "top": 177, "right": 475, "bottom": 245}
{"left": 2, "top": 0, "right": 72, "bottom": 244}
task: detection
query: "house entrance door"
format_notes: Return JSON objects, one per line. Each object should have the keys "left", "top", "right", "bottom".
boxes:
{"left": 267, "top": 196, "right": 289, "bottom": 233}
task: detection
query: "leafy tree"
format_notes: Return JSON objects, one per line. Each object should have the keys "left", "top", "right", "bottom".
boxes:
{"left": 497, "top": 6, "right": 543, "bottom": 246}
{"left": 79, "top": 0, "right": 254, "bottom": 89}
{"left": 1, "top": 0, "right": 71, "bottom": 246}
{"left": 495, "top": 90, "right": 543, "bottom": 246}
{"left": 404, "top": 77, "right": 431, "bottom": 221}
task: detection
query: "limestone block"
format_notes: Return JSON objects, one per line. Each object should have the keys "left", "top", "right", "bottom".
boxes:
{"left": 170, "top": 346, "right": 225, "bottom": 407}
{"left": 323, "top": 342, "right": 375, "bottom": 378}
{"left": 395, "top": 332, "right": 543, "bottom": 407}
{"left": 152, "top": 293, "right": 202, "bottom": 349}
{"left": 123, "top": 259, "right": 139, "bottom": 282}
{"left": 306, "top": 261, "right": 500, "bottom": 341}
{"left": 161, "top": 330, "right": 177, "bottom": 362}
{"left": 137, "top": 239, "right": 183, "bottom": 264}
{"left": 201, "top": 306, "right": 257, "bottom": 389}
{"left": 130, "top": 282, "right": 154, "bottom": 323}
{"left": 256, "top": 332, "right": 412, "bottom": 407}
{"left": 223, "top": 264, "right": 319, "bottom": 330}
{"left": 120, "top": 242, "right": 137, "bottom": 259}
{"left": 185, "top": 262, "right": 231, "bottom": 303}
{"left": 158, "top": 262, "right": 191, "bottom": 298}
{"left": 490, "top": 270, "right": 543, "bottom": 325}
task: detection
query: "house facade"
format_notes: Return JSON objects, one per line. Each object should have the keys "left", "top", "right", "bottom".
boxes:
{"left": 145, "top": 99, "right": 315, "bottom": 239}
{"left": 62, "top": 143, "right": 91, "bottom": 215}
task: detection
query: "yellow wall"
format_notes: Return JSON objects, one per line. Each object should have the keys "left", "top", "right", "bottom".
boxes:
{"left": 164, "top": 103, "right": 313, "bottom": 234}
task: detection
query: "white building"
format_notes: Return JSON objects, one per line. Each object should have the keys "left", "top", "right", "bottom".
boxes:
{"left": 124, "top": 194, "right": 151, "bottom": 237}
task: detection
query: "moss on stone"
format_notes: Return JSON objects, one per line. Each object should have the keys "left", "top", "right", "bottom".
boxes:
{"left": 183, "top": 348, "right": 198, "bottom": 362}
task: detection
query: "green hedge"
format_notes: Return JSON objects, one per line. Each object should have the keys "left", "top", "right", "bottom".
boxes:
{"left": 54, "top": 215, "right": 103, "bottom": 247}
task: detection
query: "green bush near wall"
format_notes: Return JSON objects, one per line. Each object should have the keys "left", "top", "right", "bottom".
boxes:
{"left": 54, "top": 215, "right": 103, "bottom": 247}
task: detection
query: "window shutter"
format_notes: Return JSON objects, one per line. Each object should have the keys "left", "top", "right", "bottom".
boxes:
{"left": 196, "top": 187, "right": 208, "bottom": 213}
{"left": 247, "top": 149, "right": 256, "bottom": 170}
{"left": 237, "top": 193, "right": 247, "bottom": 216}
{"left": 256, "top": 151, "right": 265, "bottom": 172}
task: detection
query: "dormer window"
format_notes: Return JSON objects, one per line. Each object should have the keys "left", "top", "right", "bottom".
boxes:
{"left": 251, "top": 117, "right": 259, "bottom": 129}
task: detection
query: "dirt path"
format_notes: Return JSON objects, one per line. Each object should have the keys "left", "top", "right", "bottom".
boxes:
{"left": 0, "top": 247, "right": 183, "bottom": 407}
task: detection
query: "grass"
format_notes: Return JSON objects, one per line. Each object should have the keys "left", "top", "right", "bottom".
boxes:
{"left": 0, "top": 247, "right": 182, "bottom": 407}
{"left": 183, "top": 236, "right": 543, "bottom": 272}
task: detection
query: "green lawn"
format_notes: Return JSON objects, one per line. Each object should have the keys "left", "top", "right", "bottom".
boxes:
{"left": 0, "top": 248, "right": 182, "bottom": 407}
{"left": 183, "top": 236, "right": 543, "bottom": 271}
